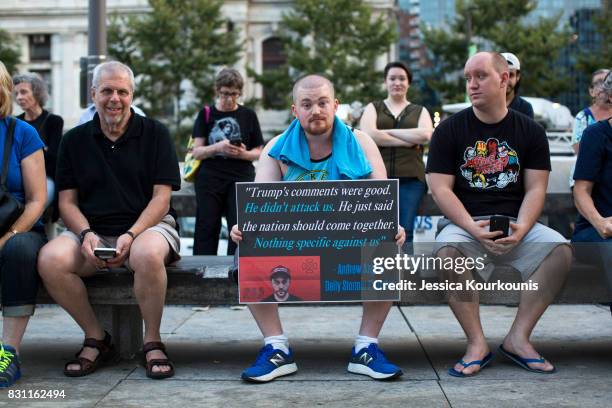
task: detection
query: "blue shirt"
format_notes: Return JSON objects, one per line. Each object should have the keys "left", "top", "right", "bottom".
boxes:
{"left": 0, "top": 117, "right": 45, "bottom": 205}
{"left": 573, "top": 119, "right": 612, "bottom": 233}
{"left": 284, "top": 153, "right": 335, "bottom": 181}
{"left": 269, "top": 117, "right": 372, "bottom": 181}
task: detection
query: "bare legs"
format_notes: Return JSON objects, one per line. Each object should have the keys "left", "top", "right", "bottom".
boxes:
{"left": 439, "top": 244, "right": 572, "bottom": 375}
{"left": 38, "top": 232, "right": 172, "bottom": 374}
{"left": 2, "top": 317, "right": 29, "bottom": 354}
{"left": 247, "top": 301, "right": 393, "bottom": 339}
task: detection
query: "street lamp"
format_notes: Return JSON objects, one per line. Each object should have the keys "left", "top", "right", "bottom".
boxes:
{"left": 80, "top": 0, "right": 107, "bottom": 107}
{"left": 465, "top": 2, "right": 477, "bottom": 102}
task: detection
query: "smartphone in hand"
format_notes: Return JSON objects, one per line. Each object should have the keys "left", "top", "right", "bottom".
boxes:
{"left": 94, "top": 247, "right": 117, "bottom": 260}
{"left": 489, "top": 215, "right": 510, "bottom": 239}
{"left": 229, "top": 139, "right": 242, "bottom": 147}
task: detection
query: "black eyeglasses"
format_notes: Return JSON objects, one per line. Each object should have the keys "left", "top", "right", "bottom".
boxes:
{"left": 219, "top": 91, "right": 241, "bottom": 98}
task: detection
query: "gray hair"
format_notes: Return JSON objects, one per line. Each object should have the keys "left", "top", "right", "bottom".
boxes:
{"left": 13, "top": 73, "right": 49, "bottom": 107}
{"left": 591, "top": 68, "right": 610, "bottom": 87}
{"left": 92, "top": 61, "right": 135, "bottom": 91}
{"left": 603, "top": 69, "right": 612, "bottom": 95}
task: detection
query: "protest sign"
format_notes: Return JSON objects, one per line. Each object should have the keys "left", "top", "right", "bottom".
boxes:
{"left": 236, "top": 179, "right": 400, "bottom": 303}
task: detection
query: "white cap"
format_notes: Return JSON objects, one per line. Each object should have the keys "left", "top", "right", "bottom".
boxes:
{"left": 501, "top": 52, "right": 520, "bottom": 71}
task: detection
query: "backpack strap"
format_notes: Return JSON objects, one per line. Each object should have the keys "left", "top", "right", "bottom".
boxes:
{"left": 204, "top": 105, "right": 211, "bottom": 123}
{"left": 1, "top": 117, "right": 16, "bottom": 189}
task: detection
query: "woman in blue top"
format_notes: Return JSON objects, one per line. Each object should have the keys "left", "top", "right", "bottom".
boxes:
{"left": 0, "top": 61, "right": 47, "bottom": 388}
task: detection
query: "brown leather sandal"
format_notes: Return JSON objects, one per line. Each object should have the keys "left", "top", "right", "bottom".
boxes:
{"left": 64, "top": 331, "right": 115, "bottom": 377}
{"left": 143, "top": 341, "right": 175, "bottom": 380}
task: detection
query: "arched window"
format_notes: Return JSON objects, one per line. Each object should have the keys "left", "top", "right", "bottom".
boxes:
{"left": 262, "top": 37, "right": 287, "bottom": 108}
{"left": 263, "top": 37, "right": 285, "bottom": 70}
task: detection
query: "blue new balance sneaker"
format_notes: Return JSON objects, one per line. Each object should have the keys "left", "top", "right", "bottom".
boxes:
{"left": 0, "top": 344, "right": 21, "bottom": 388}
{"left": 241, "top": 344, "right": 298, "bottom": 383}
{"left": 347, "top": 343, "right": 403, "bottom": 380}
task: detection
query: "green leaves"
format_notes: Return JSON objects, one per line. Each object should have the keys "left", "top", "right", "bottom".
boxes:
{"left": 108, "top": 0, "right": 241, "bottom": 151}
{"left": 422, "top": 0, "right": 571, "bottom": 103}
{"left": 489, "top": 14, "right": 571, "bottom": 98}
{"left": 576, "top": 7, "right": 611, "bottom": 84}
{"left": 251, "top": 0, "right": 397, "bottom": 109}
{"left": 0, "top": 29, "right": 20, "bottom": 74}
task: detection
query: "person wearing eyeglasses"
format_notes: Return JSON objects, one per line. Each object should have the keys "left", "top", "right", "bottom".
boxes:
{"left": 572, "top": 69, "right": 612, "bottom": 156}
{"left": 189, "top": 68, "right": 264, "bottom": 255}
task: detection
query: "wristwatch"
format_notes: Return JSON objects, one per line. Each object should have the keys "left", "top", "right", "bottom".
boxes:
{"left": 79, "top": 228, "right": 95, "bottom": 243}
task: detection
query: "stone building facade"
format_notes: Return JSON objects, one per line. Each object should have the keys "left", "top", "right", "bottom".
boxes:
{"left": 1, "top": 0, "right": 397, "bottom": 133}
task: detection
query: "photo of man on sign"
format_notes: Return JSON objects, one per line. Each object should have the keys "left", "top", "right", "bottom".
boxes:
{"left": 239, "top": 255, "right": 321, "bottom": 303}
{"left": 261, "top": 266, "right": 303, "bottom": 302}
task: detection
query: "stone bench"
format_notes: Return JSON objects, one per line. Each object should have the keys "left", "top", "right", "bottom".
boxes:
{"left": 26, "top": 254, "right": 606, "bottom": 359}
{"left": 17, "top": 191, "right": 589, "bottom": 359}
{"left": 32, "top": 256, "right": 236, "bottom": 359}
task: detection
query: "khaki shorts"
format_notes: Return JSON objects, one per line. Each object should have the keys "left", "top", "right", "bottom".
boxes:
{"left": 433, "top": 216, "right": 569, "bottom": 281}
{"left": 62, "top": 214, "right": 181, "bottom": 268}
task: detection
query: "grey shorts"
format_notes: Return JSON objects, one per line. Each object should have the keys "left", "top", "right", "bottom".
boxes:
{"left": 433, "top": 217, "right": 569, "bottom": 281}
{"left": 62, "top": 214, "right": 181, "bottom": 268}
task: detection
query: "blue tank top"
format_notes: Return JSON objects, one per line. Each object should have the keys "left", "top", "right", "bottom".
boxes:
{"left": 269, "top": 117, "right": 372, "bottom": 181}
{"left": 283, "top": 153, "right": 335, "bottom": 181}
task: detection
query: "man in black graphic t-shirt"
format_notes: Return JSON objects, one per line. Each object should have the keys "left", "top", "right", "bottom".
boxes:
{"left": 426, "top": 52, "right": 571, "bottom": 377}
{"left": 430, "top": 104, "right": 550, "bottom": 217}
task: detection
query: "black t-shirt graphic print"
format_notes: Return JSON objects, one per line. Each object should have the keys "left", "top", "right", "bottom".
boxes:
{"left": 426, "top": 108, "right": 550, "bottom": 218}
{"left": 459, "top": 137, "right": 520, "bottom": 190}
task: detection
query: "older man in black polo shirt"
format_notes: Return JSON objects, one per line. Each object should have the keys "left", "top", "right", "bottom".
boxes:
{"left": 38, "top": 61, "right": 181, "bottom": 380}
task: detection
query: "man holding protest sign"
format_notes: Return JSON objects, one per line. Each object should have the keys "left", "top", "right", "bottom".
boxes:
{"left": 231, "top": 74, "right": 405, "bottom": 382}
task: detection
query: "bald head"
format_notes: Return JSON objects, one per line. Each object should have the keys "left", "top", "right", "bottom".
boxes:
{"left": 466, "top": 52, "right": 509, "bottom": 75}
{"left": 292, "top": 74, "right": 335, "bottom": 103}
{"left": 464, "top": 52, "right": 509, "bottom": 117}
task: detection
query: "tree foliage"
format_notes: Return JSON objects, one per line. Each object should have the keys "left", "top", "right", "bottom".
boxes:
{"left": 108, "top": 0, "right": 242, "bottom": 148}
{"left": 422, "top": 0, "right": 571, "bottom": 103}
{"left": 250, "top": 0, "right": 397, "bottom": 109}
{"left": 0, "top": 29, "right": 21, "bottom": 74}
{"left": 576, "top": 1, "right": 611, "bottom": 79}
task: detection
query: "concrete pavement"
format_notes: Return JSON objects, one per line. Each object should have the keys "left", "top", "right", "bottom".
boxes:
{"left": 1, "top": 304, "right": 611, "bottom": 407}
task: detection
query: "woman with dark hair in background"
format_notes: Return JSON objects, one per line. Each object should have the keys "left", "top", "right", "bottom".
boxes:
{"left": 13, "top": 73, "right": 63, "bottom": 212}
{"left": 0, "top": 61, "right": 47, "bottom": 387}
{"left": 190, "top": 68, "right": 263, "bottom": 255}
{"left": 360, "top": 61, "right": 433, "bottom": 248}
